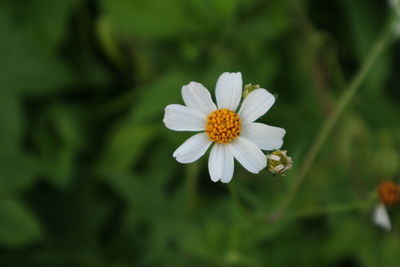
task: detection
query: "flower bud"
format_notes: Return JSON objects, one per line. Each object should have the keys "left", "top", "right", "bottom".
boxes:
{"left": 243, "top": 83, "right": 260, "bottom": 98}
{"left": 267, "top": 150, "right": 293, "bottom": 176}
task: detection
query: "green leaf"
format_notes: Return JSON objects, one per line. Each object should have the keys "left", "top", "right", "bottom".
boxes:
{"left": 97, "top": 123, "right": 158, "bottom": 173}
{"left": 0, "top": 199, "right": 42, "bottom": 248}
{"left": 0, "top": 94, "right": 23, "bottom": 148}
{"left": 130, "top": 71, "right": 185, "bottom": 123}
{"left": 2, "top": 0, "right": 78, "bottom": 50}
{"left": 0, "top": 151, "right": 39, "bottom": 197}
{"left": 33, "top": 106, "right": 83, "bottom": 190}
{"left": 100, "top": 0, "right": 186, "bottom": 38}
{"left": 0, "top": 7, "right": 73, "bottom": 95}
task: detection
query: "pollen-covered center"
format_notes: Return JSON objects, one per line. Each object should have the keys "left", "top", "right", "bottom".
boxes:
{"left": 205, "top": 109, "right": 241, "bottom": 144}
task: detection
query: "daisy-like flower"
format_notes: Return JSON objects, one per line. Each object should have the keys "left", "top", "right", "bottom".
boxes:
{"left": 163, "top": 72, "right": 286, "bottom": 183}
{"left": 372, "top": 181, "right": 400, "bottom": 231}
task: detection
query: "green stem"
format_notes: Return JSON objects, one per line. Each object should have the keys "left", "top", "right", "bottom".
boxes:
{"left": 288, "top": 198, "right": 375, "bottom": 220}
{"left": 185, "top": 162, "right": 200, "bottom": 216}
{"left": 270, "top": 24, "right": 393, "bottom": 221}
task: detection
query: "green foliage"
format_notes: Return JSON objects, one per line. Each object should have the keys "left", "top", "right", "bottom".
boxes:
{"left": 0, "top": 0, "right": 400, "bottom": 266}
{"left": 0, "top": 199, "right": 42, "bottom": 247}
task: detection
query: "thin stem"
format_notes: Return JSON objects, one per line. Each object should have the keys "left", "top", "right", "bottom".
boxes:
{"left": 270, "top": 24, "right": 393, "bottom": 221}
{"left": 185, "top": 162, "right": 200, "bottom": 216}
{"left": 288, "top": 198, "right": 375, "bottom": 220}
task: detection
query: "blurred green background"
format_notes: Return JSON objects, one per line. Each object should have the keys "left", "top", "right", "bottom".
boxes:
{"left": 1, "top": 0, "right": 400, "bottom": 266}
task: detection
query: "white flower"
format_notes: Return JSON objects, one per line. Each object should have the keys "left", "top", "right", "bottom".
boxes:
{"left": 372, "top": 203, "right": 391, "bottom": 231}
{"left": 163, "top": 72, "right": 286, "bottom": 183}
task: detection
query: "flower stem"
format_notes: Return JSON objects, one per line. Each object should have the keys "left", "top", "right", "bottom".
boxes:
{"left": 287, "top": 201, "right": 369, "bottom": 220}
{"left": 270, "top": 23, "right": 394, "bottom": 221}
{"left": 185, "top": 162, "right": 200, "bottom": 216}
{"left": 287, "top": 194, "right": 377, "bottom": 220}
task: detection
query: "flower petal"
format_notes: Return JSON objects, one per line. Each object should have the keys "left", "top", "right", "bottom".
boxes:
{"left": 228, "top": 137, "right": 266, "bottom": 174}
{"left": 215, "top": 72, "right": 242, "bottom": 111}
{"left": 173, "top": 133, "right": 212, "bottom": 163}
{"left": 182, "top": 82, "right": 217, "bottom": 115}
{"left": 239, "top": 89, "right": 275, "bottom": 125}
{"left": 208, "top": 144, "right": 234, "bottom": 183}
{"left": 241, "top": 122, "right": 286, "bottom": 151}
{"left": 372, "top": 204, "right": 391, "bottom": 231}
{"left": 163, "top": 104, "right": 206, "bottom": 131}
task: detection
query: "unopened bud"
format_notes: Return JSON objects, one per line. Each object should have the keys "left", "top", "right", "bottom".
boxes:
{"left": 243, "top": 83, "right": 260, "bottom": 98}
{"left": 267, "top": 150, "right": 293, "bottom": 176}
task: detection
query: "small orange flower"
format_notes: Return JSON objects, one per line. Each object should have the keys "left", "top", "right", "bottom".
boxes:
{"left": 378, "top": 181, "right": 400, "bottom": 206}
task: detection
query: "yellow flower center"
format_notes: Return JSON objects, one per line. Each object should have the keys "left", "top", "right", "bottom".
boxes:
{"left": 205, "top": 109, "right": 241, "bottom": 144}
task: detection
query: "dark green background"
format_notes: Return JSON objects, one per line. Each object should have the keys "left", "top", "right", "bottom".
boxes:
{"left": 1, "top": 0, "right": 400, "bottom": 266}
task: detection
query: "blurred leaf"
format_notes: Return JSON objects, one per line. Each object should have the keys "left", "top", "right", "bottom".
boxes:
{"left": 3, "top": 0, "right": 78, "bottom": 50}
{"left": 340, "top": 0, "right": 391, "bottom": 96}
{"left": 0, "top": 199, "right": 42, "bottom": 248}
{"left": 0, "top": 94, "right": 23, "bottom": 148}
{"left": 236, "top": 1, "right": 292, "bottom": 41}
{"left": 0, "top": 152, "right": 39, "bottom": 197}
{"left": 130, "top": 72, "right": 185, "bottom": 123}
{"left": 96, "top": 15, "right": 124, "bottom": 67}
{"left": 0, "top": 6, "right": 74, "bottom": 95}
{"left": 98, "top": 123, "right": 158, "bottom": 172}
{"left": 100, "top": 0, "right": 187, "bottom": 38}
{"left": 212, "top": 0, "right": 239, "bottom": 19}
{"left": 34, "top": 106, "right": 83, "bottom": 190}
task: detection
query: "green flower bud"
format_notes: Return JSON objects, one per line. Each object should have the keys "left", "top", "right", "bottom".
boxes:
{"left": 243, "top": 83, "right": 260, "bottom": 98}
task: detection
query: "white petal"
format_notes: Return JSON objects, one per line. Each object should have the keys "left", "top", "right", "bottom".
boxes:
{"left": 215, "top": 72, "right": 242, "bottom": 111}
{"left": 372, "top": 204, "right": 391, "bottom": 231}
{"left": 239, "top": 89, "right": 275, "bottom": 125}
{"left": 228, "top": 137, "right": 266, "bottom": 174}
{"left": 241, "top": 123, "right": 286, "bottom": 151}
{"left": 182, "top": 82, "right": 217, "bottom": 115}
{"left": 267, "top": 154, "right": 281, "bottom": 161}
{"left": 173, "top": 133, "right": 212, "bottom": 163}
{"left": 163, "top": 104, "right": 206, "bottom": 131}
{"left": 274, "top": 165, "right": 285, "bottom": 172}
{"left": 208, "top": 144, "right": 234, "bottom": 183}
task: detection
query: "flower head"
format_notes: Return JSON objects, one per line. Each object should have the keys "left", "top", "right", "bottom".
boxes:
{"left": 163, "top": 72, "right": 286, "bottom": 183}
{"left": 378, "top": 181, "right": 400, "bottom": 206}
{"left": 372, "top": 181, "right": 400, "bottom": 231}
